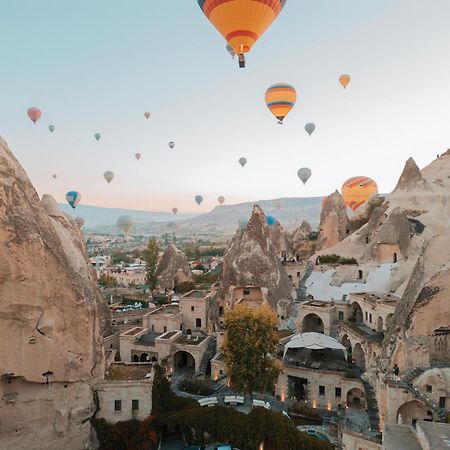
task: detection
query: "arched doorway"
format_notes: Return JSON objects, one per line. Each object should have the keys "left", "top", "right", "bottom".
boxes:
{"left": 397, "top": 400, "right": 430, "bottom": 426}
{"left": 151, "top": 356, "right": 157, "bottom": 362}
{"left": 377, "top": 316, "right": 384, "bottom": 332}
{"left": 353, "top": 343, "right": 366, "bottom": 371}
{"left": 140, "top": 353, "right": 149, "bottom": 362}
{"left": 341, "top": 334, "right": 352, "bottom": 362}
{"left": 132, "top": 354, "right": 139, "bottom": 362}
{"left": 346, "top": 388, "right": 366, "bottom": 409}
{"left": 174, "top": 351, "right": 195, "bottom": 372}
{"left": 351, "top": 302, "right": 363, "bottom": 324}
{"left": 302, "top": 313, "right": 324, "bottom": 333}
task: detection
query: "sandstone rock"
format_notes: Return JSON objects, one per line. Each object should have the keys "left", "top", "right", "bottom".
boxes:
{"left": 219, "top": 205, "right": 295, "bottom": 312}
{"left": 268, "top": 220, "right": 292, "bottom": 258}
{"left": 394, "top": 157, "right": 423, "bottom": 191}
{"left": 0, "top": 137, "right": 106, "bottom": 449}
{"left": 155, "top": 244, "right": 194, "bottom": 289}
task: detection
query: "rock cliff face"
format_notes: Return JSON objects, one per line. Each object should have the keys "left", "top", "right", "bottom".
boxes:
{"left": 0, "top": 138, "right": 106, "bottom": 450}
{"left": 290, "top": 220, "right": 316, "bottom": 260}
{"left": 268, "top": 220, "right": 292, "bottom": 258}
{"left": 317, "top": 190, "right": 349, "bottom": 251}
{"left": 394, "top": 157, "right": 423, "bottom": 191}
{"left": 219, "top": 205, "right": 295, "bottom": 313}
{"left": 155, "top": 244, "right": 194, "bottom": 289}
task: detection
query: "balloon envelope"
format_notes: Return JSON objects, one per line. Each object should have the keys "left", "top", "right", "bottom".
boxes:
{"left": 339, "top": 74, "right": 351, "bottom": 89}
{"left": 265, "top": 83, "right": 296, "bottom": 123}
{"left": 117, "top": 215, "right": 135, "bottom": 236}
{"left": 218, "top": 196, "right": 225, "bottom": 205}
{"left": 48, "top": 125, "right": 55, "bottom": 133}
{"left": 135, "top": 153, "right": 141, "bottom": 160}
{"left": 297, "top": 168, "right": 312, "bottom": 184}
{"left": 172, "top": 207, "right": 178, "bottom": 215}
{"left": 305, "top": 123, "right": 315, "bottom": 136}
{"left": 169, "top": 141, "right": 175, "bottom": 149}
{"left": 52, "top": 174, "right": 57, "bottom": 179}
{"left": 195, "top": 195, "right": 203, "bottom": 205}
{"left": 144, "top": 112, "right": 150, "bottom": 119}
{"left": 239, "top": 157, "right": 247, "bottom": 167}
{"left": 341, "top": 176, "right": 378, "bottom": 211}
{"left": 66, "top": 191, "right": 81, "bottom": 209}
{"left": 94, "top": 133, "right": 101, "bottom": 141}
{"left": 74, "top": 217, "right": 85, "bottom": 228}
{"left": 104, "top": 171, "right": 114, "bottom": 183}
{"left": 27, "top": 107, "right": 42, "bottom": 124}
{"left": 267, "top": 215, "right": 276, "bottom": 226}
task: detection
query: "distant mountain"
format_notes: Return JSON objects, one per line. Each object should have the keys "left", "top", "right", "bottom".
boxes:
{"left": 60, "top": 197, "right": 323, "bottom": 237}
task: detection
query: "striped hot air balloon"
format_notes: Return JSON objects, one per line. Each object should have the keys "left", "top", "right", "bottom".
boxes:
{"left": 197, "top": 0, "right": 287, "bottom": 68}
{"left": 341, "top": 176, "right": 378, "bottom": 211}
{"left": 265, "top": 83, "right": 297, "bottom": 124}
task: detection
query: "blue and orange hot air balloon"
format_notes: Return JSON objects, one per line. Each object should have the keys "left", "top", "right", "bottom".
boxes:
{"left": 265, "top": 83, "right": 297, "bottom": 124}
{"left": 197, "top": 0, "right": 287, "bottom": 68}
{"left": 341, "top": 176, "right": 378, "bottom": 211}
{"left": 66, "top": 191, "right": 81, "bottom": 209}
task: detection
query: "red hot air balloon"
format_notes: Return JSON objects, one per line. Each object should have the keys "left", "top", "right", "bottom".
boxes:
{"left": 27, "top": 107, "right": 42, "bottom": 124}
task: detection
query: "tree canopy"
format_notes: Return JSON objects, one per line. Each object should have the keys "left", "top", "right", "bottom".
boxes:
{"left": 143, "top": 238, "right": 159, "bottom": 289}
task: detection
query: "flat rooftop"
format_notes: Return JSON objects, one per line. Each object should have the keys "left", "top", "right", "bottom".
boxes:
{"left": 383, "top": 424, "right": 422, "bottom": 450}
{"left": 105, "top": 364, "right": 152, "bottom": 381}
{"left": 182, "top": 290, "right": 207, "bottom": 298}
{"left": 351, "top": 292, "right": 399, "bottom": 304}
{"left": 175, "top": 334, "right": 206, "bottom": 346}
{"left": 302, "top": 300, "right": 335, "bottom": 308}
{"left": 137, "top": 332, "right": 161, "bottom": 346}
{"left": 417, "top": 421, "right": 450, "bottom": 449}
{"left": 150, "top": 305, "right": 180, "bottom": 315}
{"left": 122, "top": 327, "right": 144, "bottom": 336}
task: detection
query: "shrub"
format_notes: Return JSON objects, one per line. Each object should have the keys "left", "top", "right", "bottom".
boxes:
{"left": 318, "top": 254, "right": 357, "bottom": 265}
{"left": 175, "top": 281, "right": 196, "bottom": 293}
{"left": 288, "top": 403, "right": 321, "bottom": 420}
{"left": 339, "top": 257, "right": 358, "bottom": 265}
{"left": 179, "top": 377, "right": 214, "bottom": 396}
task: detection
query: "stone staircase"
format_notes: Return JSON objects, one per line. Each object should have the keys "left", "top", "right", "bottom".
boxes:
{"left": 199, "top": 335, "right": 217, "bottom": 375}
{"left": 362, "top": 380, "right": 381, "bottom": 433}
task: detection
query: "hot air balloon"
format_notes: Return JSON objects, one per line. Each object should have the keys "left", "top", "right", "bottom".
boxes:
{"left": 267, "top": 215, "right": 276, "bottom": 226}
{"left": 341, "top": 176, "right": 378, "bottom": 211}
{"left": 94, "top": 133, "right": 101, "bottom": 141}
{"left": 144, "top": 112, "right": 150, "bottom": 119}
{"left": 27, "top": 107, "right": 42, "bottom": 124}
{"left": 104, "top": 171, "right": 114, "bottom": 184}
{"left": 172, "top": 207, "right": 178, "bottom": 215}
{"left": 74, "top": 217, "right": 85, "bottom": 228}
{"left": 135, "top": 153, "right": 141, "bottom": 160}
{"left": 66, "top": 191, "right": 81, "bottom": 209}
{"left": 52, "top": 174, "right": 57, "bottom": 179}
{"left": 297, "top": 167, "right": 312, "bottom": 184}
{"left": 197, "top": 0, "right": 287, "bottom": 68}
{"left": 117, "top": 215, "right": 135, "bottom": 236}
{"left": 226, "top": 43, "right": 235, "bottom": 59}
{"left": 195, "top": 195, "right": 203, "bottom": 205}
{"left": 218, "top": 196, "right": 225, "bottom": 205}
{"left": 48, "top": 125, "right": 55, "bottom": 133}
{"left": 239, "top": 157, "right": 247, "bottom": 167}
{"left": 305, "top": 123, "right": 315, "bottom": 136}
{"left": 265, "top": 83, "right": 297, "bottom": 124}
{"left": 339, "top": 74, "right": 351, "bottom": 89}
{"left": 169, "top": 141, "right": 175, "bottom": 149}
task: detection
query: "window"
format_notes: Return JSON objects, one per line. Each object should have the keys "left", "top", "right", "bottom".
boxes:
{"left": 163, "top": 326, "right": 167, "bottom": 333}
{"left": 365, "top": 236, "right": 369, "bottom": 244}
{"left": 219, "top": 369, "right": 224, "bottom": 375}
{"left": 369, "top": 313, "right": 372, "bottom": 323}
{"left": 114, "top": 400, "right": 122, "bottom": 412}
{"left": 319, "top": 386, "right": 325, "bottom": 396}
{"left": 297, "top": 272, "right": 301, "bottom": 277}
{"left": 196, "top": 318, "right": 202, "bottom": 328}
{"left": 393, "top": 252, "right": 398, "bottom": 263}
{"left": 243, "top": 289, "right": 250, "bottom": 295}
{"left": 439, "top": 397, "right": 446, "bottom": 409}
{"left": 151, "top": 324, "right": 154, "bottom": 332}
{"left": 132, "top": 399, "right": 139, "bottom": 411}
{"left": 191, "top": 306, "right": 194, "bottom": 312}
{"left": 426, "top": 385, "right": 432, "bottom": 393}
{"left": 335, "top": 387, "right": 341, "bottom": 398}
{"left": 338, "top": 311, "right": 344, "bottom": 321}
{"left": 365, "top": 311, "right": 368, "bottom": 321}
{"left": 358, "top": 270, "right": 363, "bottom": 280}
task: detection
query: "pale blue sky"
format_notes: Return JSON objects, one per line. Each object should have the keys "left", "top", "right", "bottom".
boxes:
{"left": 1, "top": 1, "right": 450, "bottom": 213}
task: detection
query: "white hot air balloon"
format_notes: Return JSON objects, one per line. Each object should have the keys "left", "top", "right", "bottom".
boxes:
{"left": 104, "top": 171, "right": 114, "bottom": 184}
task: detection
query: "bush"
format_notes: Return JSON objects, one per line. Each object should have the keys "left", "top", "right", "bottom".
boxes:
{"left": 174, "top": 281, "right": 196, "bottom": 294}
{"left": 317, "top": 254, "right": 357, "bottom": 265}
{"left": 288, "top": 403, "right": 321, "bottom": 420}
{"left": 339, "top": 257, "right": 358, "bottom": 265}
{"left": 179, "top": 377, "right": 214, "bottom": 396}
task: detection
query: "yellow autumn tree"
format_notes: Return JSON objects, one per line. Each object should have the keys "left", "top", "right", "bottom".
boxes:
{"left": 223, "top": 305, "right": 281, "bottom": 397}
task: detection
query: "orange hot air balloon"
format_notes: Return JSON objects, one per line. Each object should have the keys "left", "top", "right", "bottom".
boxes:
{"left": 197, "top": 0, "right": 287, "bottom": 68}
{"left": 27, "top": 107, "right": 42, "bottom": 124}
{"left": 341, "top": 176, "right": 378, "bottom": 211}
{"left": 265, "top": 83, "right": 297, "bottom": 124}
{"left": 339, "top": 74, "right": 351, "bottom": 89}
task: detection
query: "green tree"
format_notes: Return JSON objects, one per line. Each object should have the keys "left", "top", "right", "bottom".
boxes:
{"left": 98, "top": 274, "right": 117, "bottom": 287}
{"left": 143, "top": 238, "right": 159, "bottom": 289}
{"left": 223, "top": 305, "right": 281, "bottom": 398}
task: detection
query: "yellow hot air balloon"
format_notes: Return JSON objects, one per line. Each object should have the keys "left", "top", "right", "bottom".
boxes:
{"left": 341, "top": 177, "right": 378, "bottom": 211}
{"left": 197, "top": 0, "right": 287, "bottom": 68}
{"left": 339, "top": 74, "right": 351, "bottom": 89}
{"left": 265, "top": 83, "right": 297, "bottom": 124}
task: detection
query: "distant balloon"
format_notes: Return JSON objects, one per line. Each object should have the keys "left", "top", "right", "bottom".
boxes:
{"left": 169, "top": 141, "right": 175, "bottom": 149}
{"left": 144, "top": 112, "right": 150, "bottom": 119}
{"left": 66, "top": 191, "right": 81, "bottom": 209}
{"left": 48, "top": 125, "right": 55, "bottom": 133}
{"left": 339, "top": 74, "right": 351, "bottom": 89}
{"left": 265, "top": 83, "right": 296, "bottom": 124}
{"left": 218, "top": 196, "right": 225, "bottom": 205}
{"left": 94, "top": 133, "right": 101, "bottom": 141}
{"left": 135, "top": 153, "right": 141, "bottom": 160}
{"left": 226, "top": 43, "right": 235, "bottom": 59}
{"left": 267, "top": 215, "right": 276, "bottom": 226}
{"left": 27, "top": 107, "right": 42, "bottom": 124}
{"left": 52, "top": 173, "right": 57, "bottom": 179}
{"left": 239, "top": 157, "right": 247, "bottom": 167}
{"left": 74, "top": 217, "right": 85, "bottom": 228}
{"left": 297, "top": 168, "right": 312, "bottom": 184}
{"left": 195, "top": 195, "right": 203, "bottom": 205}
{"left": 342, "top": 176, "right": 378, "bottom": 211}
{"left": 305, "top": 123, "right": 315, "bottom": 136}
{"left": 104, "top": 171, "right": 114, "bottom": 184}
{"left": 117, "top": 215, "right": 135, "bottom": 236}
{"left": 172, "top": 207, "right": 178, "bottom": 215}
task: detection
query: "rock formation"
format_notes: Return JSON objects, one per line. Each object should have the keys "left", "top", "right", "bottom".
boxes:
{"left": 394, "top": 157, "right": 423, "bottom": 191}
{"left": 155, "top": 244, "right": 194, "bottom": 289}
{"left": 290, "top": 220, "right": 316, "bottom": 260}
{"left": 219, "top": 205, "right": 295, "bottom": 314}
{"left": 268, "top": 220, "right": 292, "bottom": 259}
{"left": 0, "top": 138, "right": 106, "bottom": 450}
{"left": 317, "top": 190, "right": 349, "bottom": 251}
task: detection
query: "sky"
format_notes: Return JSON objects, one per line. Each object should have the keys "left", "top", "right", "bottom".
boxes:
{"left": 1, "top": 1, "right": 450, "bottom": 213}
